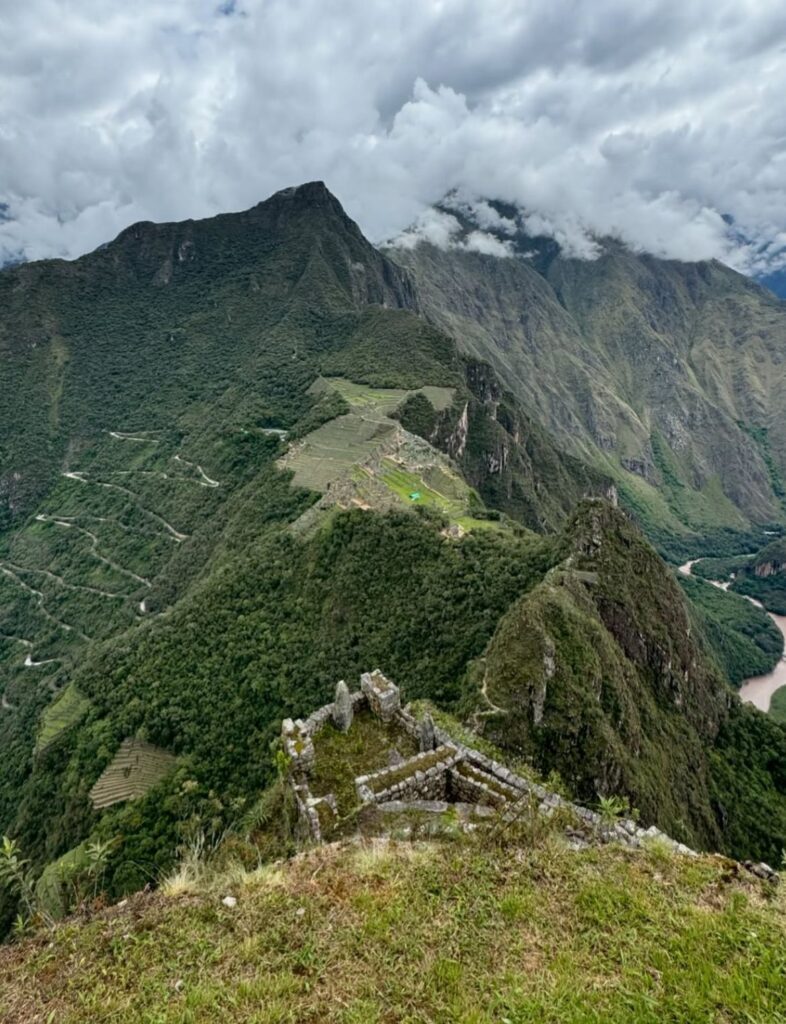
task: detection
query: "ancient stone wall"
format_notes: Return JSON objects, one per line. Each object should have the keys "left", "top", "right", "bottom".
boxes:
{"left": 355, "top": 746, "right": 463, "bottom": 804}
{"left": 278, "top": 671, "right": 778, "bottom": 883}
{"left": 360, "top": 670, "right": 401, "bottom": 721}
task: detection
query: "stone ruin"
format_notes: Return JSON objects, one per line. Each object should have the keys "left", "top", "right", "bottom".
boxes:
{"left": 277, "top": 670, "right": 773, "bottom": 875}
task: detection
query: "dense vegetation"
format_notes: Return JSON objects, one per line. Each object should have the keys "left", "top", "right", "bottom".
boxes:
{"left": 476, "top": 502, "right": 786, "bottom": 861}
{"left": 772, "top": 685, "right": 786, "bottom": 725}
{"left": 3, "top": 182, "right": 786, "bottom": 942}
{"left": 730, "top": 536, "right": 786, "bottom": 613}
{"left": 688, "top": 536, "right": 786, "bottom": 614}
{"left": 677, "top": 573, "right": 783, "bottom": 684}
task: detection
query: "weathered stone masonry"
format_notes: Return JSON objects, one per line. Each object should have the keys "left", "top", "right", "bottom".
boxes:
{"left": 280, "top": 671, "right": 779, "bottom": 883}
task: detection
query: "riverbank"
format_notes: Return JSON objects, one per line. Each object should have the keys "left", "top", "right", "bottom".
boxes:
{"left": 678, "top": 558, "right": 786, "bottom": 713}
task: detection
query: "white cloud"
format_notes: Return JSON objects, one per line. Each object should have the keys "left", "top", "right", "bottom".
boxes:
{"left": 391, "top": 206, "right": 514, "bottom": 257}
{"left": 1, "top": 0, "right": 785, "bottom": 274}
{"left": 392, "top": 209, "right": 463, "bottom": 250}
{"left": 461, "top": 231, "right": 513, "bottom": 257}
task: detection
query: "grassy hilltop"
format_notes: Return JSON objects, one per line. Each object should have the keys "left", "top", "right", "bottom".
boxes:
{"left": 1, "top": 833, "right": 785, "bottom": 1024}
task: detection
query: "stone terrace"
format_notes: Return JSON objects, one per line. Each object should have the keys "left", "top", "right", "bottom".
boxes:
{"left": 279, "top": 671, "right": 741, "bottom": 868}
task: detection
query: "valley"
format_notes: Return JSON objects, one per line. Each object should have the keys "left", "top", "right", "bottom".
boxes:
{"left": 1, "top": 182, "right": 786, "bottom": 940}
{"left": 679, "top": 556, "right": 786, "bottom": 714}
{"left": 390, "top": 207, "right": 786, "bottom": 556}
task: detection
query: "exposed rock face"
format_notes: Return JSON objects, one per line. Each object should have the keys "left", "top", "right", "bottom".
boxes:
{"left": 332, "top": 680, "right": 353, "bottom": 733}
{"left": 389, "top": 223, "right": 786, "bottom": 539}
{"left": 396, "top": 357, "right": 610, "bottom": 533}
{"left": 755, "top": 560, "right": 785, "bottom": 578}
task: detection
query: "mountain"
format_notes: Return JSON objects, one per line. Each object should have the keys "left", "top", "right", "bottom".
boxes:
{"left": 757, "top": 266, "right": 786, "bottom": 301}
{"left": 1, "top": 183, "right": 785, "bottom": 938}
{"left": 473, "top": 500, "right": 786, "bottom": 859}
{"left": 388, "top": 202, "right": 786, "bottom": 556}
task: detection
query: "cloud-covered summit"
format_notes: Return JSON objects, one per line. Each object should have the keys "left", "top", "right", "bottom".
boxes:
{"left": 1, "top": 0, "right": 785, "bottom": 276}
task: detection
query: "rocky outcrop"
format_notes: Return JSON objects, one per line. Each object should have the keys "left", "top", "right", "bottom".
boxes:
{"left": 478, "top": 500, "right": 734, "bottom": 852}
{"left": 418, "top": 713, "right": 436, "bottom": 752}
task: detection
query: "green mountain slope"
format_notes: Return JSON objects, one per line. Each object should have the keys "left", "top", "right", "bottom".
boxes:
{"left": 473, "top": 501, "right": 786, "bottom": 862}
{"left": 0, "top": 183, "right": 602, "bottom": 929}
{"left": 389, "top": 209, "right": 786, "bottom": 554}
{"left": 1, "top": 183, "right": 785, "bottom": 940}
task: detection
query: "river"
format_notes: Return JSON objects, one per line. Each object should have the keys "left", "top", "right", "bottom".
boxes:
{"left": 678, "top": 559, "right": 786, "bottom": 713}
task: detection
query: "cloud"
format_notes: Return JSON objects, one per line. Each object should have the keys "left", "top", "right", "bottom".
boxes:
{"left": 391, "top": 205, "right": 514, "bottom": 257}
{"left": 1, "top": 0, "right": 785, "bottom": 274}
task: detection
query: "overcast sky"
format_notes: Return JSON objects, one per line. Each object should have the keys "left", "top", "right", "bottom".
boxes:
{"left": 1, "top": 0, "right": 785, "bottom": 273}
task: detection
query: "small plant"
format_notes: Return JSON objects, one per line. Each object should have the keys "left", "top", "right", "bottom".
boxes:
{"left": 0, "top": 836, "right": 36, "bottom": 922}
{"left": 273, "top": 746, "right": 291, "bottom": 779}
{"left": 643, "top": 834, "right": 676, "bottom": 866}
{"left": 85, "top": 837, "right": 117, "bottom": 901}
{"left": 597, "top": 794, "right": 631, "bottom": 824}
{"left": 0, "top": 834, "right": 56, "bottom": 934}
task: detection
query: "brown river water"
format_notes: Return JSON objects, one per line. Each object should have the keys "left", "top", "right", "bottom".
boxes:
{"left": 678, "top": 559, "right": 786, "bottom": 713}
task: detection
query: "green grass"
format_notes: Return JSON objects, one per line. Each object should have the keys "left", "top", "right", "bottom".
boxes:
{"left": 311, "top": 377, "right": 454, "bottom": 416}
{"left": 36, "top": 684, "right": 91, "bottom": 752}
{"left": 2, "top": 835, "right": 785, "bottom": 1023}
{"left": 310, "top": 376, "right": 411, "bottom": 414}
{"left": 381, "top": 463, "right": 464, "bottom": 514}
{"left": 380, "top": 461, "right": 502, "bottom": 532}
{"left": 309, "top": 710, "right": 417, "bottom": 825}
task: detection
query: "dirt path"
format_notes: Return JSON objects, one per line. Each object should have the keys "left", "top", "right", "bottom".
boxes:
{"left": 0, "top": 633, "right": 60, "bottom": 670}
{"left": 24, "top": 653, "right": 58, "bottom": 668}
{"left": 479, "top": 672, "right": 506, "bottom": 716}
{"left": 172, "top": 454, "right": 220, "bottom": 488}
{"left": 37, "top": 515, "right": 151, "bottom": 588}
{"left": 0, "top": 564, "right": 85, "bottom": 638}
{"left": 61, "top": 471, "right": 188, "bottom": 542}
{"left": 109, "top": 428, "right": 220, "bottom": 488}
{"left": 473, "top": 668, "right": 508, "bottom": 728}
{"left": 108, "top": 430, "right": 161, "bottom": 443}
{"left": 0, "top": 633, "right": 32, "bottom": 649}
{"left": 2, "top": 561, "right": 126, "bottom": 600}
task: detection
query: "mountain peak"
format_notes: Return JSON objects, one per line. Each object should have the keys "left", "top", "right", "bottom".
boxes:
{"left": 268, "top": 180, "right": 335, "bottom": 205}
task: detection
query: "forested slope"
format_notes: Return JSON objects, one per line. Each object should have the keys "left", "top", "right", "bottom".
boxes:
{"left": 1, "top": 183, "right": 785, "bottom": 937}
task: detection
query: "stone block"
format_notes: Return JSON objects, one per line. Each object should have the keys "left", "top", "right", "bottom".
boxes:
{"left": 332, "top": 680, "right": 354, "bottom": 733}
{"left": 360, "top": 670, "right": 401, "bottom": 722}
{"left": 281, "top": 718, "right": 315, "bottom": 772}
